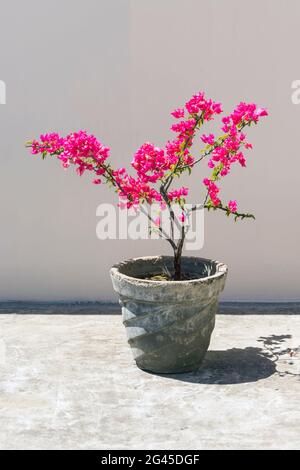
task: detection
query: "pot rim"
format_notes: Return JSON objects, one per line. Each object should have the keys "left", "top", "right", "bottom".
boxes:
{"left": 110, "top": 255, "right": 228, "bottom": 285}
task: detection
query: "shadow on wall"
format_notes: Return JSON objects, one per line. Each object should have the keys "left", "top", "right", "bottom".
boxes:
{"left": 155, "top": 334, "right": 299, "bottom": 385}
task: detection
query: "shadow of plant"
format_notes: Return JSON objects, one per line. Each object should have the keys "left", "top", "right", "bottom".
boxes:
{"left": 258, "top": 333, "right": 292, "bottom": 351}
{"left": 257, "top": 334, "right": 300, "bottom": 378}
{"left": 159, "top": 334, "right": 300, "bottom": 384}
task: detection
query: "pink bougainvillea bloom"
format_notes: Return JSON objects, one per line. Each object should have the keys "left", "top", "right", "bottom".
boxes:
{"left": 178, "top": 212, "right": 186, "bottom": 223}
{"left": 201, "top": 133, "right": 215, "bottom": 145}
{"left": 76, "top": 166, "right": 85, "bottom": 176}
{"left": 168, "top": 187, "right": 189, "bottom": 201}
{"left": 203, "top": 178, "right": 220, "bottom": 206}
{"left": 228, "top": 200, "right": 238, "bottom": 213}
{"left": 237, "top": 152, "right": 246, "bottom": 167}
{"left": 171, "top": 118, "right": 196, "bottom": 135}
{"left": 185, "top": 92, "right": 222, "bottom": 120}
{"left": 154, "top": 216, "right": 161, "bottom": 226}
{"left": 171, "top": 108, "right": 185, "bottom": 119}
{"left": 220, "top": 167, "right": 229, "bottom": 176}
{"left": 131, "top": 142, "right": 166, "bottom": 183}
{"left": 254, "top": 108, "right": 268, "bottom": 119}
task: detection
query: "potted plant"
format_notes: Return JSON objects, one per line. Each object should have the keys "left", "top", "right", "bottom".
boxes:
{"left": 26, "top": 91, "right": 267, "bottom": 373}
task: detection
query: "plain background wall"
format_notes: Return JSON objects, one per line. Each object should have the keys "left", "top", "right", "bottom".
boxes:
{"left": 0, "top": 0, "right": 299, "bottom": 301}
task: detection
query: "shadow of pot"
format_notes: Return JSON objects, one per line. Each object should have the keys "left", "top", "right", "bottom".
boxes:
{"left": 155, "top": 347, "right": 277, "bottom": 384}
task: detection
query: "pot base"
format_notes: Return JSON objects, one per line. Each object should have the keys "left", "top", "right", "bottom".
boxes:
{"left": 136, "top": 354, "right": 210, "bottom": 375}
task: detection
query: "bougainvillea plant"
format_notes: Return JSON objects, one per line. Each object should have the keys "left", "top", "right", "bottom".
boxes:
{"left": 26, "top": 91, "right": 267, "bottom": 280}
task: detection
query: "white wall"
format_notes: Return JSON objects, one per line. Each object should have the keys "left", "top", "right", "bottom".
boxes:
{"left": 0, "top": 0, "right": 299, "bottom": 301}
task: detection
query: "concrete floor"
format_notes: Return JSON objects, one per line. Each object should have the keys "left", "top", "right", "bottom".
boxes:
{"left": 0, "top": 303, "right": 300, "bottom": 450}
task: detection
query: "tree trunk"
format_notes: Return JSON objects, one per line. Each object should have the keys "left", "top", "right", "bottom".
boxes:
{"left": 173, "top": 249, "right": 182, "bottom": 280}
{"left": 173, "top": 227, "right": 185, "bottom": 280}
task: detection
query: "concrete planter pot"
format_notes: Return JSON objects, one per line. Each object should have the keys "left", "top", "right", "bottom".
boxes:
{"left": 110, "top": 256, "right": 227, "bottom": 374}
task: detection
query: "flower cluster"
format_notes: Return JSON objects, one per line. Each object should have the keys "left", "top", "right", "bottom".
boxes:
{"left": 165, "top": 138, "right": 194, "bottom": 168}
{"left": 201, "top": 134, "right": 215, "bottom": 146}
{"left": 202, "top": 102, "right": 268, "bottom": 212}
{"left": 203, "top": 178, "right": 221, "bottom": 207}
{"left": 185, "top": 92, "right": 222, "bottom": 119}
{"left": 113, "top": 168, "right": 162, "bottom": 208}
{"left": 31, "top": 133, "right": 64, "bottom": 155}
{"left": 167, "top": 187, "right": 189, "bottom": 202}
{"left": 222, "top": 102, "right": 268, "bottom": 129}
{"left": 171, "top": 108, "right": 185, "bottom": 119}
{"left": 171, "top": 118, "right": 196, "bottom": 136}
{"left": 129, "top": 90, "right": 223, "bottom": 193}
{"left": 158, "top": 91, "right": 223, "bottom": 184}
{"left": 30, "top": 131, "right": 110, "bottom": 180}
{"left": 131, "top": 143, "right": 166, "bottom": 183}
{"left": 27, "top": 91, "right": 267, "bottom": 217}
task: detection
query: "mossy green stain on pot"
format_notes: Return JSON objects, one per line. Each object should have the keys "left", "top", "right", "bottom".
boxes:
{"left": 110, "top": 256, "right": 227, "bottom": 374}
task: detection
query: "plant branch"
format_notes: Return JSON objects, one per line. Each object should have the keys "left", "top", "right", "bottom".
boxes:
{"left": 139, "top": 204, "right": 177, "bottom": 250}
{"left": 204, "top": 204, "right": 255, "bottom": 221}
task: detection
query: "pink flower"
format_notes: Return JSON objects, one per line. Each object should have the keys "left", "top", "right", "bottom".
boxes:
{"left": 165, "top": 137, "right": 193, "bottom": 168}
{"left": 76, "top": 166, "right": 85, "bottom": 176}
{"left": 93, "top": 179, "right": 101, "bottom": 185}
{"left": 183, "top": 153, "right": 194, "bottom": 166}
{"left": 171, "top": 108, "right": 185, "bottom": 119}
{"left": 185, "top": 92, "right": 222, "bottom": 120}
{"left": 168, "top": 187, "right": 189, "bottom": 201}
{"left": 113, "top": 168, "right": 163, "bottom": 208}
{"left": 226, "top": 102, "right": 268, "bottom": 126}
{"left": 220, "top": 167, "right": 229, "bottom": 176}
{"left": 228, "top": 200, "right": 237, "bottom": 213}
{"left": 178, "top": 212, "right": 186, "bottom": 223}
{"left": 114, "top": 167, "right": 126, "bottom": 175}
{"left": 201, "top": 134, "right": 215, "bottom": 145}
{"left": 131, "top": 142, "right": 167, "bottom": 183}
{"left": 211, "top": 195, "right": 221, "bottom": 206}
{"left": 237, "top": 152, "right": 246, "bottom": 167}
{"left": 203, "top": 178, "right": 220, "bottom": 206}
{"left": 171, "top": 118, "right": 196, "bottom": 135}
{"left": 254, "top": 107, "right": 268, "bottom": 119}
{"left": 154, "top": 216, "right": 161, "bottom": 226}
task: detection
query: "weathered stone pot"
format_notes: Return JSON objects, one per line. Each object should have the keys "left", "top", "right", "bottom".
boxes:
{"left": 110, "top": 256, "right": 227, "bottom": 374}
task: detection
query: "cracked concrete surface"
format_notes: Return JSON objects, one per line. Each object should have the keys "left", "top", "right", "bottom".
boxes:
{"left": 0, "top": 303, "right": 300, "bottom": 450}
